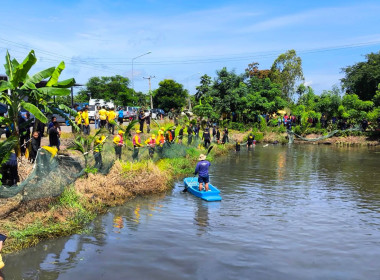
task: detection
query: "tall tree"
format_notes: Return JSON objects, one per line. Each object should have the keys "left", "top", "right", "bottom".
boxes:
{"left": 78, "top": 75, "right": 136, "bottom": 106}
{"left": 270, "top": 49, "right": 304, "bottom": 99}
{"left": 153, "top": 79, "right": 188, "bottom": 112}
{"left": 245, "top": 62, "right": 271, "bottom": 79}
{"left": 211, "top": 67, "right": 245, "bottom": 117}
{"left": 194, "top": 74, "right": 212, "bottom": 102}
{"left": 341, "top": 51, "right": 380, "bottom": 101}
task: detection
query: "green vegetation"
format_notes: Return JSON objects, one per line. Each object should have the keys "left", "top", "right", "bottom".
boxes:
{"left": 341, "top": 51, "right": 380, "bottom": 101}
{"left": 153, "top": 79, "right": 189, "bottom": 113}
{"left": 76, "top": 75, "right": 149, "bottom": 107}
{"left": 0, "top": 50, "right": 77, "bottom": 165}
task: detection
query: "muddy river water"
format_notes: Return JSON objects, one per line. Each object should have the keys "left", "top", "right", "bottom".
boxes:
{"left": 3, "top": 145, "right": 380, "bottom": 280}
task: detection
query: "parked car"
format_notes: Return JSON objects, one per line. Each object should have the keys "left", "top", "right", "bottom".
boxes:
{"left": 151, "top": 108, "right": 165, "bottom": 120}
{"left": 123, "top": 106, "right": 137, "bottom": 121}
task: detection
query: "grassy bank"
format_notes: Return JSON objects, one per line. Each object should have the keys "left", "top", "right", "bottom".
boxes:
{"left": 0, "top": 144, "right": 232, "bottom": 254}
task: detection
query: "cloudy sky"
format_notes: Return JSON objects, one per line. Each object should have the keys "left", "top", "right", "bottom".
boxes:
{"left": 1, "top": 0, "right": 380, "bottom": 95}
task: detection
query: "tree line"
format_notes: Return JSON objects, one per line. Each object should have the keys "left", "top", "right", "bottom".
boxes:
{"left": 72, "top": 49, "right": 380, "bottom": 132}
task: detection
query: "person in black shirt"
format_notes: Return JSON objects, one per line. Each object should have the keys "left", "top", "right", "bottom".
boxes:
{"left": 187, "top": 123, "right": 193, "bottom": 145}
{"left": 247, "top": 133, "right": 255, "bottom": 149}
{"left": 178, "top": 126, "right": 184, "bottom": 144}
{"left": 29, "top": 131, "right": 40, "bottom": 163}
{"left": 48, "top": 122, "right": 60, "bottom": 150}
{"left": 212, "top": 125, "right": 216, "bottom": 142}
{"left": 361, "top": 118, "right": 368, "bottom": 131}
{"left": 202, "top": 128, "right": 211, "bottom": 148}
{"left": 222, "top": 128, "right": 228, "bottom": 144}
{"left": 138, "top": 110, "right": 145, "bottom": 133}
{"left": 235, "top": 141, "right": 241, "bottom": 152}
{"left": 19, "top": 114, "right": 30, "bottom": 156}
{"left": 216, "top": 127, "right": 221, "bottom": 144}
{"left": 145, "top": 111, "right": 151, "bottom": 133}
{"left": 170, "top": 127, "right": 176, "bottom": 143}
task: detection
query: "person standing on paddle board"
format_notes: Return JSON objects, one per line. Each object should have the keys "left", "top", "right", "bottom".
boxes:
{"left": 195, "top": 154, "right": 211, "bottom": 192}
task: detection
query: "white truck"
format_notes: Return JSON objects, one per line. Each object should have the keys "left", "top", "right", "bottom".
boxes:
{"left": 88, "top": 99, "right": 115, "bottom": 122}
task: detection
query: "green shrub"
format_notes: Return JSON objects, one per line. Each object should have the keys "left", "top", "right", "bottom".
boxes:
{"left": 294, "top": 125, "right": 302, "bottom": 135}
{"left": 259, "top": 116, "right": 267, "bottom": 132}
{"left": 229, "top": 122, "right": 248, "bottom": 131}
{"left": 253, "top": 132, "right": 264, "bottom": 142}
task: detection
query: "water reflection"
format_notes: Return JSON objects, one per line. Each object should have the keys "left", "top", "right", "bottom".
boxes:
{"left": 194, "top": 200, "right": 209, "bottom": 236}
{"left": 3, "top": 145, "right": 380, "bottom": 279}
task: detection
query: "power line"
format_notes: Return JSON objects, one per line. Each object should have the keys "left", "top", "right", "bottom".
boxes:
{"left": 1, "top": 36, "right": 379, "bottom": 69}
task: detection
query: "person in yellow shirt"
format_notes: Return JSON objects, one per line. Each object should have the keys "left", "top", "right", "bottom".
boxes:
{"left": 107, "top": 108, "right": 117, "bottom": 135}
{"left": 82, "top": 107, "right": 90, "bottom": 135}
{"left": 94, "top": 135, "right": 106, "bottom": 168}
{"left": 132, "top": 130, "right": 143, "bottom": 161}
{"left": 99, "top": 106, "right": 107, "bottom": 128}
{"left": 75, "top": 109, "right": 83, "bottom": 132}
{"left": 157, "top": 129, "right": 165, "bottom": 146}
{"left": 113, "top": 130, "right": 125, "bottom": 160}
{"left": 145, "top": 134, "right": 157, "bottom": 159}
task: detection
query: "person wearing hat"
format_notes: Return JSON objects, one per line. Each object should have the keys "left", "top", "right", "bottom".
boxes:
{"left": 113, "top": 130, "right": 125, "bottom": 160}
{"left": 157, "top": 129, "right": 165, "bottom": 146}
{"left": 194, "top": 154, "right": 211, "bottom": 192}
{"left": 94, "top": 135, "right": 106, "bottom": 169}
{"left": 145, "top": 134, "right": 157, "bottom": 159}
{"left": 132, "top": 130, "right": 143, "bottom": 161}
{"left": 247, "top": 133, "right": 255, "bottom": 150}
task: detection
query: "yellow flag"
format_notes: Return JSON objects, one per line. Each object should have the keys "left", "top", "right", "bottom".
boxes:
{"left": 25, "top": 146, "right": 29, "bottom": 159}
{"left": 42, "top": 146, "right": 58, "bottom": 158}
{"left": 0, "top": 253, "right": 4, "bottom": 269}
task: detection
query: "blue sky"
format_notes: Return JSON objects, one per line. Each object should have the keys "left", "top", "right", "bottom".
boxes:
{"left": 1, "top": 0, "right": 380, "bottom": 96}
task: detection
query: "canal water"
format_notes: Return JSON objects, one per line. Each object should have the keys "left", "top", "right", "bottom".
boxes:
{"left": 3, "top": 145, "right": 380, "bottom": 280}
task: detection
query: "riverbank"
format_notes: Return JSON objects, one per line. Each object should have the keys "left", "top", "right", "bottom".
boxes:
{"left": 245, "top": 130, "right": 380, "bottom": 146}
{"left": 0, "top": 144, "right": 232, "bottom": 254}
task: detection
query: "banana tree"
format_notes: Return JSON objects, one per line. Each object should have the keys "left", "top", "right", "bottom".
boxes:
{"left": 67, "top": 129, "right": 105, "bottom": 169}
{"left": 0, "top": 50, "right": 76, "bottom": 155}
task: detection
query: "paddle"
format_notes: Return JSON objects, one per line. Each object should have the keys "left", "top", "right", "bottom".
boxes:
{"left": 183, "top": 145, "right": 214, "bottom": 193}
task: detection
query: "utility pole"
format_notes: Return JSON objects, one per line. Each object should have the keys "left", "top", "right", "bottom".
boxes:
{"left": 143, "top": 75, "right": 155, "bottom": 109}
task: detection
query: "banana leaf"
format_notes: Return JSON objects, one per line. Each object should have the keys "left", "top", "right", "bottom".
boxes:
{"left": 54, "top": 78, "right": 76, "bottom": 88}
{"left": 20, "top": 101, "right": 48, "bottom": 123}
{"left": 11, "top": 50, "right": 37, "bottom": 88}
{"left": 37, "top": 87, "right": 70, "bottom": 96}
{"left": 50, "top": 107, "right": 80, "bottom": 132}
{"left": 21, "top": 67, "right": 55, "bottom": 90}
{"left": 46, "top": 61, "right": 65, "bottom": 87}
{"left": 0, "top": 80, "right": 12, "bottom": 92}
{"left": 0, "top": 136, "right": 17, "bottom": 166}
